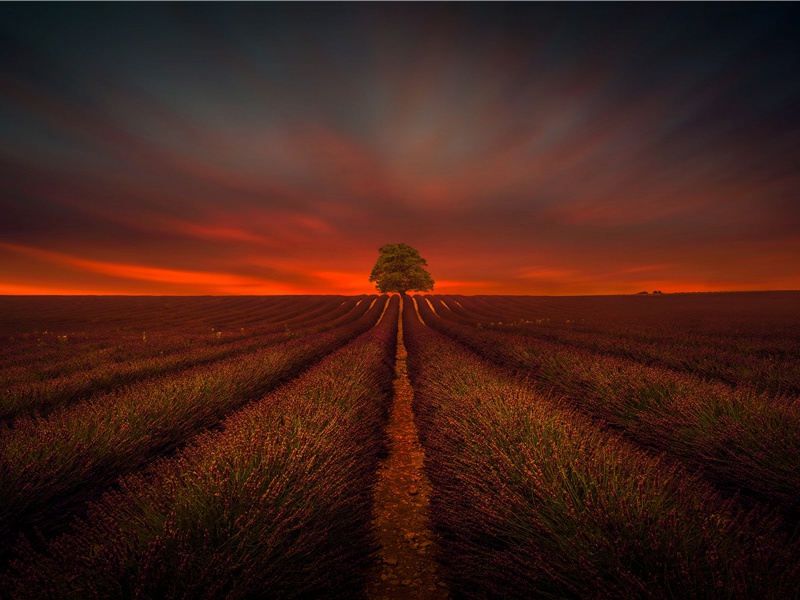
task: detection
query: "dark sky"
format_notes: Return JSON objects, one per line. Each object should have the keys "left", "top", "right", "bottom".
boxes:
{"left": 1, "top": 2, "right": 799, "bottom": 295}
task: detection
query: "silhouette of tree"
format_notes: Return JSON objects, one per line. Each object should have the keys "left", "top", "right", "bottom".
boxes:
{"left": 369, "top": 243, "right": 434, "bottom": 296}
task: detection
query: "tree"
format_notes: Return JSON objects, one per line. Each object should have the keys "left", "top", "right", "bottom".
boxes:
{"left": 369, "top": 243, "right": 434, "bottom": 296}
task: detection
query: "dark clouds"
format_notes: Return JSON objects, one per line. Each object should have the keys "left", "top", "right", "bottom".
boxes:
{"left": 1, "top": 3, "right": 799, "bottom": 294}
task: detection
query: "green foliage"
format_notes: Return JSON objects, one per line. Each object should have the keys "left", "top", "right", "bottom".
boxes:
{"left": 369, "top": 243, "right": 434, "bottom": 295}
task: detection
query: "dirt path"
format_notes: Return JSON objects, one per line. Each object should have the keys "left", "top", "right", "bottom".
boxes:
{"left": 366, "top": 297, "right": 449, "bottom": 600}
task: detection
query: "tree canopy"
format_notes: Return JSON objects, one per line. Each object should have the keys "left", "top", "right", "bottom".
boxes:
{"left": 369, "top": 243, "right": 434, "bottom": 295}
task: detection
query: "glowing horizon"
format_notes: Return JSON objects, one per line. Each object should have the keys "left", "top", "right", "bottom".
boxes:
{"left": 2, "top": 4, "right": 799, "bottom": 296}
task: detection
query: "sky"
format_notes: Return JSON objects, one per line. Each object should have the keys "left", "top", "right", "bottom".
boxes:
{"left": 1, "top": 2, "right": 799, "bottom": 296}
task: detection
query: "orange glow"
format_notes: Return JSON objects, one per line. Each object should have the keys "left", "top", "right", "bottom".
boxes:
{"left": 2, "top": 237, "right": 798, "bottom": 296}
{"left": 160, "top": 218, "right": 268, "bottom": 245}
{"left": 0, "top": 242, "right": 331, "bottom": 295}
{"left": 1, "top": 4, "right": 798, "bottom": 297}
{"left": 0, "top": 283, "right": 137, "bottom": 296}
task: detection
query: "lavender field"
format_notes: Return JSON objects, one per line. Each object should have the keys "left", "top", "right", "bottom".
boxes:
{"left": 408, "top": 292, "right": 800, "bottom": 598}
{"left": 0, "top": 292, "right": 798, "bottom": 598}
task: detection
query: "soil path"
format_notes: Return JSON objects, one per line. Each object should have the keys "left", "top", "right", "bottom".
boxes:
{"left": 366, "top": 297, "right": 449, "bottom": 600}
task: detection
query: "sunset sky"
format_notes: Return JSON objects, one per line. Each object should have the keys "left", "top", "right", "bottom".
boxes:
{"left": 1, "top": 3, "right": 799, "bottom": 295}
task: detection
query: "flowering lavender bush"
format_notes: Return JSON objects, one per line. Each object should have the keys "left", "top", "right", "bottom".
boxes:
{"left": 436, "top": 294, "right": 800, "bottom": 395}
{"left": 418, "top": 297, "right": 800, "bottom": 520}
{"left": 0, "top": 296, "right": 387, "bottom": 563}
{"left": 403, "top": 298, "right": 800, "bottom": 598}
{"left": 3, "top": 296, "right": 400, "bottom": 599}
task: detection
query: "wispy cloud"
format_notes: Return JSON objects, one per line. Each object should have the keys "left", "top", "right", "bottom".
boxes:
{"left": 1, "top": 3, "right": 798, "bottom": 294}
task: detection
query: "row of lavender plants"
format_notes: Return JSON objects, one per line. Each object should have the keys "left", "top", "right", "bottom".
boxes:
{"left": 403, "top": 299, "right": 800, "bottom": 598}
{"left": 0, "top": 296, "right": 387, "bottom": 562}
{"left": 436, "top": 295, "right": 800, "bottom": 395}
{"left": 446, "top": 292, "right": 800, "bottom": 337}
{"left": 417, "top": 297, "right": 800, "bottom": 521}
{"left": 0, "top": 296, "right": 345, "bottom": 397}
{"left": 0, "top": 295, "right": 331, "bottom": 340}
{"left": 2, "top": 296, "right": 400, "bottom": 599}
{"left": 0, "top": 296, "right": 364, "bottom": 419}
{"left": 0, "top": 296, "right": 364, "bottom": 387}
{"left": 0, "top": 296, "right": 375, "bottom": 423}
{"left": 0, "top": 296, "right": 293, "bottom": 362}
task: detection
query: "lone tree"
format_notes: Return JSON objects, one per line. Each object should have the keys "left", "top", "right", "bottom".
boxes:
{"left": 369, "top": 243, "right": 434, "bottom": 296}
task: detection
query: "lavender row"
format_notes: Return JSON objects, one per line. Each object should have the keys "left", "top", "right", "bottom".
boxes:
{"left": 0, "top": 295, "right": 351, "bottom": 380}
{"left": 417, "top": 297, "right": 800, "bottom": 519}
{"left": 0, "top": 295, "right": 332, "bottom": 338}
{"left": 3, "top": 296, "right": 400, "bottom": 598}
{"left": 436, "top": 294, "right": 800, "bottom": 395}
{"left": 0, "top": 296, "right": 387, "bottom": 561}
{"left": 0, "top": 296, "right": 374, "bottom": 423}
{"left": 403, "top": 298, "right": 800, "bottom": 598}
{"left": 0, "top": 295, "right": 365, "bottom": 381}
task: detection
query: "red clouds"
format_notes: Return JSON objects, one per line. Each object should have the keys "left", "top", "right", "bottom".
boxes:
{"left": 1, "top": 4, "right": 798, "bottom": 295}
